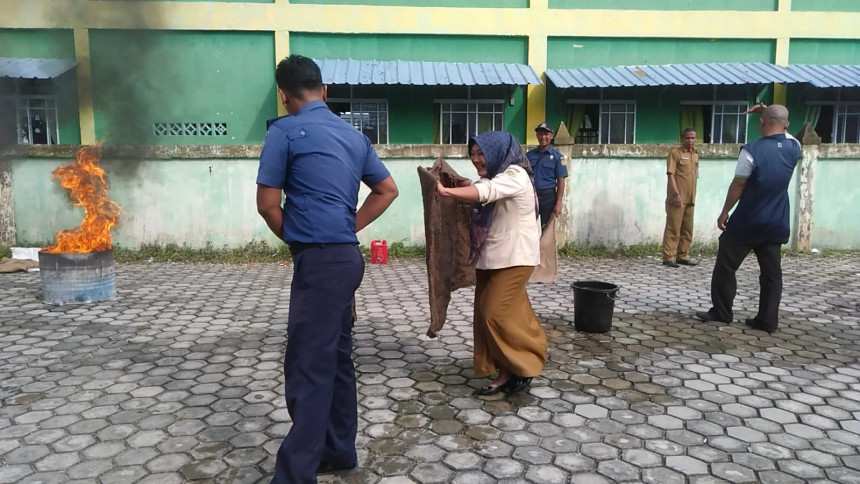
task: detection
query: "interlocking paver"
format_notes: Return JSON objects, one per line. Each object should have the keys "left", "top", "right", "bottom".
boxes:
{"left": 0, "top": 255, "right": 857, "bottom": 483}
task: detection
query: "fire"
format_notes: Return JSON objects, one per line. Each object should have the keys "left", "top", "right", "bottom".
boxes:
{"left": 42, "top": 146, "right": 121, "bottom": 254}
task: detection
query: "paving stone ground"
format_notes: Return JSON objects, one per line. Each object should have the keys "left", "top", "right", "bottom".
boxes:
{"left": 1, "top": 254, "right": 859, "bottom": 484}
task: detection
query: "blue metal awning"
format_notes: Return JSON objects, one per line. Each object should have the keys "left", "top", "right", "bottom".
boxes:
{"left": 784, "top": 64, "right": 860, "bottom": 88}
{"left": 546, "top": 62, "right": 807, "bottom": 88}
{"left": 0, "top": 57, "right": 77, "bottom": 79}
{"left": 314, "top": 58, "right": 542, "bottom": 86}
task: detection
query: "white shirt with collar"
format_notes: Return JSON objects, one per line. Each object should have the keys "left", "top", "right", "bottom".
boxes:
{"left": 473, "top": 164, "right": 541, "bottom": 270}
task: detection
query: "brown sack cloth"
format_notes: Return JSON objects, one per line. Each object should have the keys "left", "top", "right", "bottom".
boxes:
{"left": 0, "top": 258, "right": 39, "bottom": 273}
{"left": 418, "top": 159, "right": 476, "bottom": 338}
{"left": 529, "top": 215, "right": 558, "bottom": 283}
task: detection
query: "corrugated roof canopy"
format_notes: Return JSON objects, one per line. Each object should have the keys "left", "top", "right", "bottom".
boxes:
{"left": 314, "top": 58, "right": 542, "bottom": 86}
{"left": 546, "top": 62, "right": 807, "bottom": 89}
{"left": 784, "top": 64, "right": 860, "bottom": 88}
{"left": 0, "top": 57, "right": 77, "bottom": 79}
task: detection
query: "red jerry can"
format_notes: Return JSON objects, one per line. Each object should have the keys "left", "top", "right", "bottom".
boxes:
{"left": 370, "top": 240, "right": 388, "bottom": 264}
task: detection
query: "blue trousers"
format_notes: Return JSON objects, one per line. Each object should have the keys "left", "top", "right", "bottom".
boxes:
{"left": 537, "top": 189, "right": 556, "bottom": 228}
{"left": 271, "top": 244, "right": 364, "bottom": 484}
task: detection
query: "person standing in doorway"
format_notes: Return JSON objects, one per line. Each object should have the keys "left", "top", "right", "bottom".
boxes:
{"left": 256, "top": 55, "right": 399, "bottom": 483}
{"left": 662, "top": 127, "right": 700, "bottom": 268}
{"left": 526, "top": 123, "right": 568, "bottom": 228}
{"left": 696, "top": 104, "right": 801, "bottom": 333}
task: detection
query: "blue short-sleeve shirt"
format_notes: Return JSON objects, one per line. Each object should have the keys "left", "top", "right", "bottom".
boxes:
{"left": 256, "top": 100, "right": 391, "bottom": 244}
{"left": 526, "top": 147, "right": 568, "bottom": 190}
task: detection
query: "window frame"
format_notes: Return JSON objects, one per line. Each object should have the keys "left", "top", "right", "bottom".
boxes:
{"left": 435, "top": 99, "right": 506, "bottom": 144}
{"left": 833, "top": 103, "right": 860, "bottom": 144}
{"left": 2, "top": 80, "right": 61, "bottom": 145}
{"left": 679, "top": 99, "right": 749, "bottom": 144}
{"left": 566, "top": 99, "right": 637, "bottom": 144}
{"left": 326, "top": 92, "right": 390, "bottom": 144}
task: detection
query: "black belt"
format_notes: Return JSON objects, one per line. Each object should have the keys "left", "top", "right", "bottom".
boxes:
{"left": 536, "top": 188, "right": 556, "bottom": 195}
{"left": 288, "top": 242, "right": 356, "bottom": 256}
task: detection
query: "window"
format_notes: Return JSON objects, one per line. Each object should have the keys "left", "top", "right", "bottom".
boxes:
{"left": 438, "top": 101, "right": 504, "bottom": 144}
{"left": 566, "top": 101, "right": 635, "bottom": 144}
{"left": 600, "top": 102, "right": 635, "bottom": 144}
{"left": 327, "top": 100, "right": 388, "bottom": 144}
{"left": 711, "top": 103, "right": 748, "bottom": 144}
{"left": 833, "top": 104, "right": 860, "bottom": 144}
{"left": 679, "top": 102, "right": 748, "bottom": 144}
{"left": 13, "top": 96, "right": 60, "bottom": 145}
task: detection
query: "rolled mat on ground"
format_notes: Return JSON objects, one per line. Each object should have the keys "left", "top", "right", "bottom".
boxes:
{"left": 417, "top": 159, "right": 558, "bottom": 338}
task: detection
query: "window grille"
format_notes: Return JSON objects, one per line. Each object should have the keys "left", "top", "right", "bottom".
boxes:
{"left": 11, "top": 96, "right": 60, "bottom": 145}
{"left": 153, "top": 122, "right": 228, "bottom": 137}
{"left": 328, "top": 100, "right": 389, "bottom": 144}
{"left": 439, "top": 101, "right": 504, "bottom": 144}
{"left": 834, "top": 104, "right": 860, "bottom": 144}
{"left": 599, "top": 102, "right": 636, "bottom": 144}
{"left": 712, "top": 103, "right": 748, "bottom": 144}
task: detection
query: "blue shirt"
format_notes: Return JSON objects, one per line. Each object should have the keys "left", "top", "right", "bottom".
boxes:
{"left": 726, "top": 134, "right": 801, "bottom": 245}
{"left": 526, "top": 147, "right": 568, "bottom": 190}
{"left": 256, "top": 100, "right": 391, "bottom": 244}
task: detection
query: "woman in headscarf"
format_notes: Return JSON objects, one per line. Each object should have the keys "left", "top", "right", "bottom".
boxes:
{"left": 436, "top": 131, "right": 547, "bottom": 395}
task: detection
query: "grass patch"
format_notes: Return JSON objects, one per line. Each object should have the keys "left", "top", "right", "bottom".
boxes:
{"left": 114, "top": 241, "right": 292, "bottom": 264}
{"left": 558, "top": 242, "right": 718, "bottom": 259}
{"left": 0, "top": 245, "right": 10, "bottom": 259}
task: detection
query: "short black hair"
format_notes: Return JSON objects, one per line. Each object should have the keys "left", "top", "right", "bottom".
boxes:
{"left": 681, "top": 127, "right": 697, "bottom": 137}
{"left": 275, "top": 55, "right": 323, "bottom": 98}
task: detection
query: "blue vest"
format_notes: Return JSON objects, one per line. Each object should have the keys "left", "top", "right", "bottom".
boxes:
{"left": 726, "top": 134, "right": 801, "bottom": 244}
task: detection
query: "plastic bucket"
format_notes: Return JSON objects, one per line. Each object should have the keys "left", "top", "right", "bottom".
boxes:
{"left": 571, "top": 280, "right": 619, "bottom": 333}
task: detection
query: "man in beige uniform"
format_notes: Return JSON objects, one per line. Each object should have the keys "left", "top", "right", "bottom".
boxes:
{"left": 662, "top": 127, "right": 699, "bottom": 268}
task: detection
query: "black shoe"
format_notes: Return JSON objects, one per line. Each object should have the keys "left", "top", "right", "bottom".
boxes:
{"left": 695, "top": 311, "right": 731, "bottom": 323}
{"left": 317, "top": 461, "right": 357, "bottom": 475}
{"left": 676, "top": 259, "right": 698, "bottom": 266}
{"left": 475, "top": 381, "right": 508, "bottom": 396}
{"left": 504, "top": 376, "right": 532, "bottom": 395}
{"left": 663, "top": 260, "right": 680, "bottom": 268}
{"left": 744, "top": 318, "right": 777, "bottom": 334}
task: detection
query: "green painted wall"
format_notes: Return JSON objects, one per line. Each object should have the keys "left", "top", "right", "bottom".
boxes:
{"left": 292, "top": 0, "right": 526, "bottom": 5}
{"left": 0, "top": 29, "right": 75, "bottom": 58}
{"left": 789, "top": 39, "right": 860, "bottom": 65}
{"left": 549, "top": 0, "right": 776, "bottom": 10}
{"left": 88, "top": 30, "right": 276, "bottom": 145}
{"left": 0, "top": 29, "right": 80, "bottom": 144}
{"left": 792, "top": 0, "right": 860, "bottom": 11}
{"left": 548, "top": 38, "right": 775, "bottom": 68}
{"left": 291, "top": 33, "right": 527, "bottom": 64}
{"left": 812, "top": 159, "right": 860, "bottom": 249}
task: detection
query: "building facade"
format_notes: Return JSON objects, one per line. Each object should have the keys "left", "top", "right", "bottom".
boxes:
{"left": 1, "top": 1, "right": 858, "bottom": 250}
{"left": 3, "top": 0, "right": 858, "bottom": 147}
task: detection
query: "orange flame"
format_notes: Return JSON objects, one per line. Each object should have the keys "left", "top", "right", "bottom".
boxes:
{"left": 42, "top": 146, "right": 121, "bottom": 254}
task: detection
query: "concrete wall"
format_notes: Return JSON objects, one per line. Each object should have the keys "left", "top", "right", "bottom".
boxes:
{"left": 7, "top": 144, "right": 857, "bottom": 250}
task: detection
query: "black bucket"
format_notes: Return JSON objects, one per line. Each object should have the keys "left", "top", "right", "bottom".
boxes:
{"left": 571, "top": 280, "right": 619, "bottom": 333}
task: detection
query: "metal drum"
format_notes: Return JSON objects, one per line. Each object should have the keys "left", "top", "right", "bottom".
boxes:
{"left": 38, "top": 249, "right": 116, "bottom": 304}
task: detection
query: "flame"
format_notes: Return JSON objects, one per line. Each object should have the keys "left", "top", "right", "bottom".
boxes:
{"left": 42, "top": 145, "right": 121, "bottom": 254}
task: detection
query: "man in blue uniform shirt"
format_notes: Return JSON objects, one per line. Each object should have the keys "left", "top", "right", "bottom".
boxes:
{"left": 257, "top": 55, "right": 398, "bottom": 483}
{"left": 696, "top": 104, "right": 801, "bottom": 334}
{"left": 526, "top": 123, "right": 568, "bottom": 227}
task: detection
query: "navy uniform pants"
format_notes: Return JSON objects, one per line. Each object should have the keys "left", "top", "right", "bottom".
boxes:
{"left": 536, "top": 188, "right": 556, "bottom": 228}
{"left": 271, "top": 244, "right": 364, "bottom": 484}
{"left": 707, "top": 232, "right": 782, "bottom": 330}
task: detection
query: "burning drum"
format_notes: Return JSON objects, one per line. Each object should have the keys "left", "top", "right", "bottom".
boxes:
{"left": 38, "top": 249, "right": 116, "bottom": 304}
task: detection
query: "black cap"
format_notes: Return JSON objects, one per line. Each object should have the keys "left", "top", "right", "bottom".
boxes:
{"left": 534, "top": 122, "right": 553, "bottom": 133}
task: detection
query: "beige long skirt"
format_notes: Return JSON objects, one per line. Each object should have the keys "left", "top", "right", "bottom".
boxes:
{"left": 473, "top": 266, "right": 548, "bottom": 378}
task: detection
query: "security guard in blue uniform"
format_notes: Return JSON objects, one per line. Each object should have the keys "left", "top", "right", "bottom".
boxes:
{"left": 526, "top": 123, "right": 568, "bottom": 227}
{"left": 257, "top": 55, "right": 399, "bottom": 484}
